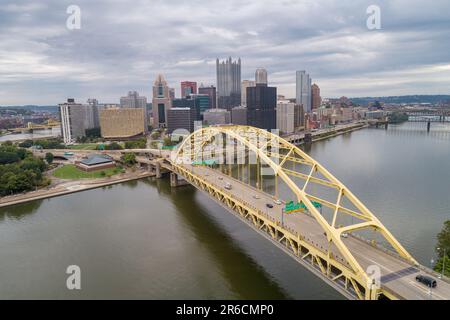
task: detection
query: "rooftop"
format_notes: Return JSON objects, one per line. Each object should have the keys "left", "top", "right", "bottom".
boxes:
{"left": 80, "top": 154, "right": 114, "bottom": 166}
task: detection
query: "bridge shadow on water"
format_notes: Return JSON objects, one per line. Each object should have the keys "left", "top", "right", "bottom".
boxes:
{"left": 141, "top": 178, "right": 292, "bottom": 300}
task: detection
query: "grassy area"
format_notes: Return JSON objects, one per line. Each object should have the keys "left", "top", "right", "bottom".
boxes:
{"left": 67, "top": 143, "right": 99, "bottom": 150}
{"left": 52, "top": 164, "right": 122, "bottom": 179}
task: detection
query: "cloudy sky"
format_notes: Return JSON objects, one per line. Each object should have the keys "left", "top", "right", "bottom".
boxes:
{"left": 0, "top": 0, "right": 449, "bottom": 105}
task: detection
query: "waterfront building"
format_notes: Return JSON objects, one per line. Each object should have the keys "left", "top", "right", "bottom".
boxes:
{"left": 203, "top": 108, "right": 231, "bottom": 126}
{"left": 216, "top": 57, "right": 241, "bottom": 110}
{"left": 152, "top": 74, "right": 172, "bottom": 128}
{"left": 241, "top": 80, "right": 255, "bottom": 107}
{"left": 75, "top": 154, "right": 115, "bottom": 172}
{"left": 167, "top": 107, "right": 197, "bottom": 134}
{"left": 311, "top": 83, "right": 321, "bottom": 110}
{"left": 277, "top": 101, "right": 304, "bottom": 135}
{"left": 231, "top": 106, "right": 247, "bottom": 125}
{"left": 59, "top": 99, "right": 98, "bottom": 144}
{"left": 365, "top": 110, "right": 385, "bottom": 119}
{"left": 246, "top": 70, "right": 277, "bottom": 131}
{"left": 99, "top": 108, "right": 146, "bottom": 139}
{"left": 198, "top": 84, "right": 217, "bottom": 109}
{"left": 181, "top": 81, "right": 197, "bottom": 98}
{"left": 296, "top": 70, "right": 312, "bottom": 113}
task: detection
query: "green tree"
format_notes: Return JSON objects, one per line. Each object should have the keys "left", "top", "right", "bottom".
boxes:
{"left": 436, "top": 221, "right": 450, "bottom": 256}
{"left": 45, "top": 152, "right": 54, "bottom": 164}
{"left": 151, "top": 131, "right": 161, "bottom": 139}
{"left": 18, "top": 140, "right": 33, "bottom": 148}
{"left": 106, "top": 142, "right": 123, "bottom": 150}
{"left": 434, "top": 220, "right": 450, "bottom": 277}
{"left": 0, "top": 152, "right": 20, "bottom": 164}
{"left": 122, "top": 153, "right": 136, "bottom": 166}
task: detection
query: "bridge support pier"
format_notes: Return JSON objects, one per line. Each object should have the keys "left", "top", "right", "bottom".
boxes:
{"left": 170, "top": 172, "right": 189, "bottom": 187}
{"left": 155, "top": 162, "right": 162, "bottom": 178}
{"left": 304, "top": 133, "right": 312, "bottom": 144}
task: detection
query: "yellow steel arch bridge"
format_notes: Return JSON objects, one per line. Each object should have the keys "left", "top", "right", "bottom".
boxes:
{"left": 166, "top": 125, "right": 449, "bottom": 300}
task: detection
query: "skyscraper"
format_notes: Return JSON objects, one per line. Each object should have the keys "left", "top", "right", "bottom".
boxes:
{"left": 246, "top": 70, "right": 277, "bottom": 130}
{"left": 311, "top": 83, "right": 322, "bottom": 110}
{"left": 120, "top": 91, "right": 147, "bottom": 109}
{"left": 255, "top": 68, "right": 268, "bottom": 85}
{"left": 296, "top": 71, "right": 312, "bottom": 113}
{"left": 167, "top": 107, "right": 197, "bottom": 134}
{"left": 152, "top": 74, "right": 172, "bottom": 128}
{"left": 59, "top": 99, "right": 98, "bottom": 144}
{"left": 276, "top": 101, "right": 304, "bottom": 135}
{"left": 169, "top": 88, "right": 175, "bottom": 100}
{"left": 216, "top": 57, "right": 241, "bottom": 110}
{"left": 120, "top": 91, "right": 148, "bottom": 131}
{"left": 241, "top": 80, "right": 255, "bottom": 107}
{"left": 181, "top": 81, "right": 197, "bottom": 98}
{"left": 198, "top": 84, "right": 216, "bottom": 109}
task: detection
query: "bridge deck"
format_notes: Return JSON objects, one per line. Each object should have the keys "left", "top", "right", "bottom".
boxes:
{"left": 183, "top": 164, "right": 450, "bottom": 300}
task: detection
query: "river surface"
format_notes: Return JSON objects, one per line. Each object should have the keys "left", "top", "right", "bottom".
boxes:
{"left": 0, "top": 122, "right": 449, "bottom": 299}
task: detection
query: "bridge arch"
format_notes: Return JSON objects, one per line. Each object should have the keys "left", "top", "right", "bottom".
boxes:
{"left": 171, "top": 125, "right": 418, "bottom": 297}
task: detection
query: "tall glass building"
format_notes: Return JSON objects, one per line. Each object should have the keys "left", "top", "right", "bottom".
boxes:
{"left": 296, "top": 70, "right": 312, "bottom": 113}
{"left": 216, "top": 57, "right": 241, "bottom": 110}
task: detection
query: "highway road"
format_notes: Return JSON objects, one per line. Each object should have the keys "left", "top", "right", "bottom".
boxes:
{"left": 183, "top": 164, "right": 450, "bottom": 300}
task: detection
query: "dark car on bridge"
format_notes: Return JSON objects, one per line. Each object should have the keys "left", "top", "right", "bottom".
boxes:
{"left": 415, "top": 275, "right": 437, "bottom": 288}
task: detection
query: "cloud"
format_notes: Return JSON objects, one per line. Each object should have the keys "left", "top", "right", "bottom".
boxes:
{"left": 0, "top": 0, "right": 449, "bottom": 105}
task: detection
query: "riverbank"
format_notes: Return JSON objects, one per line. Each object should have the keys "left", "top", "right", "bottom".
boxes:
{"left": 0, "top": 169, "right": 155, "bottom": 208}
{"left": 311, "top": 123, "right": 368, "bottom": 143}
{"left": 284, "top": 122, "right": 368, "bottom": 145}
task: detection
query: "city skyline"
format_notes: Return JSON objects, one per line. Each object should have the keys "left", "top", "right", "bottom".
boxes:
{"left": 1, "top": 0, "right": 450, "bottom": 105}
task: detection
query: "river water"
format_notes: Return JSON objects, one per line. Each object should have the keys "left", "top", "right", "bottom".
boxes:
{"left": 0, "top": 122, "right": 449, "bottom": 299}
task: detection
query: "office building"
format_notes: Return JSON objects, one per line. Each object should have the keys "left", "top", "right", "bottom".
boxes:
{"left": 246, "top": 70, "right": 277, "bottom": 131}
{"left": 255, "top": 68, "right": 268, "bottom": 85}
{"left": 311, "top": 83, "right": 321, "bottom": 110}
{"left": 172, "top": 94, "right": 209, "bottom": 121}
{"left": 120, "top": 91, "right": 147, "bottom": 109}
{"left": 241, "top": 80, "right": 255, "bottom": 107}
{"left": 231, "top": 106, "right": 247, "bottom": 125}
{"left": 203, "top": 109, "right": 231, "bottom": 126}
{"left": 190, "top": 94, "right": 210, "bottom": 115}
{"left": 198, "top": 84, "right": 216, "bottom": 109}
{"left": 216, "top": 57, "right": 241, "bottom": 110}
{"left": 59, "top": 99, "right": 98, "bottom": 144}
{"left": 296, "top": 71, "right": 312, "bottom": 113}
{"left": 87, "top": 98, "right": 100, "bottom": 128}
{"left": 152, "top": 74, "right": 172, "bottom": 128}
{"left": 169, "top": 88, "right": 175, "bottom": 100}
{"left": 167, "top": 107, "right": 197, "bottom": 134}
{"left": 181, "top": 81, "right": 197, "bottom": 98}
{"left": 120, "top": 91, "right": 148, "bottom": 132}
{"left": 99, "top": 108, "right": 146, "bottom": 139}
{"left": 277, "top": 101, "right": 304, "bottom": 135}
